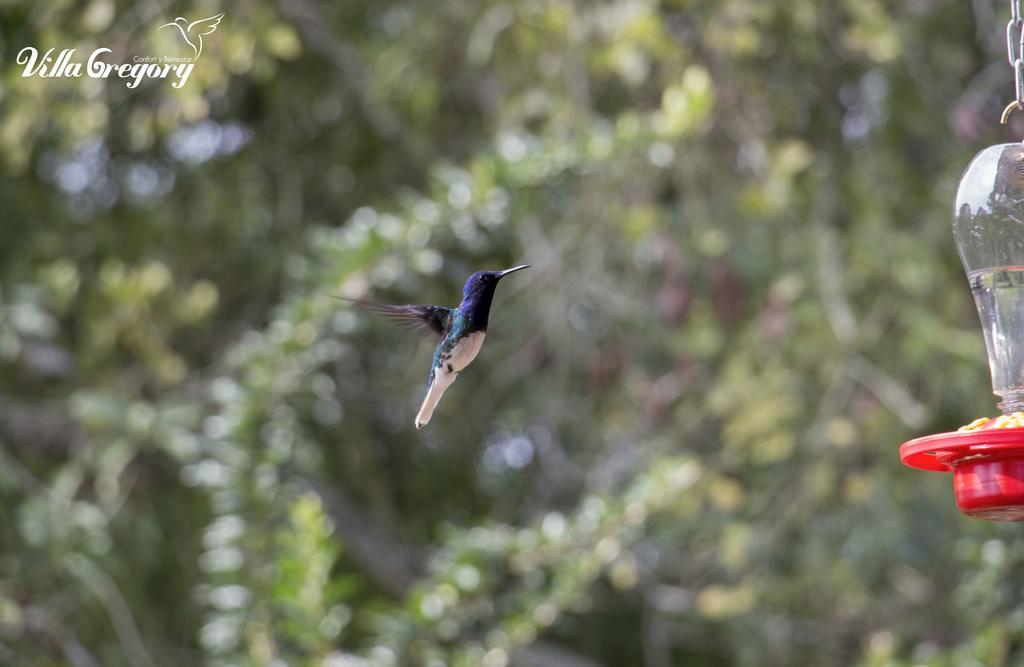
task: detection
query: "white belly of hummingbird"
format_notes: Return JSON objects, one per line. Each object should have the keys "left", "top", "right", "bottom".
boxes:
{"left": 415, "top": 331, "right": 486, "bottom": 429}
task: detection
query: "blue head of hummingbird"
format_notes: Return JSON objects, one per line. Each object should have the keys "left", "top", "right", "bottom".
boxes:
{"left": 341, "top": 264, "right": 530, "bottom": 429}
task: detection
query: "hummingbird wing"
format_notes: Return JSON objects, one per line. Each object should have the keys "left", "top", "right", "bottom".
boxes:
{"left": 187, "top": 12, "right": 225, "bottom": 36}
{"left": 339, "top": 298, "right": 452, "bottom": 337}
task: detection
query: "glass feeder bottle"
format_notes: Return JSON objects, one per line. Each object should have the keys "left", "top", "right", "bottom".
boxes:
{"left": 955, "top": 142, "right": 1024, "bottom": 414}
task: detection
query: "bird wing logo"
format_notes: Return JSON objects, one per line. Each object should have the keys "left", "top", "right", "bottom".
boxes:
{"left": 158, "top": 12, "right": 225, "bottom": 62}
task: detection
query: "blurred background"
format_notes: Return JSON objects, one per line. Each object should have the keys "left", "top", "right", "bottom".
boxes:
{"left": 2, "top": 1, "right": 1024, "bottom": 665}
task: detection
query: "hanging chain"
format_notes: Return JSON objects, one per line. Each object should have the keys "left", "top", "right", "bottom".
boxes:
{"left": 1002, "top": 0, "right": 1024, "bottom": 122}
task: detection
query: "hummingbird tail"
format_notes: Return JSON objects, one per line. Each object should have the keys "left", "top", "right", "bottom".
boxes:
{"left": 415, "top": 370, "right": 456, "bottom": 429}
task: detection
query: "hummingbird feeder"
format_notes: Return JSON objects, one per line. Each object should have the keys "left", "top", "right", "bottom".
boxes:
{"left": 901, "top": 141, "right": 1024, "bottom": 518}
{"left": 900, "top": 142, "right": 1024, "bottom": 520}
{"left": 899, "top": 2, "right": 1024, "bottom": 521}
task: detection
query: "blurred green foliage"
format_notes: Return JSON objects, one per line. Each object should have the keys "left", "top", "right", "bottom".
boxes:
{"left": 2, "top": 0, "right": 1024, "bottom": 665}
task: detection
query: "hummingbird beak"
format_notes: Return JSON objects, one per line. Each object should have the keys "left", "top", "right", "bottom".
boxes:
{"left": 498, "top": 264, "right": 530, "bottom": 278}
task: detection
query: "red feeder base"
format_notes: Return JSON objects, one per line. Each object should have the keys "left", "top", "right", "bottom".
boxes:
{"left": 900, "top": 428, "right": 1024, "bottom": 521}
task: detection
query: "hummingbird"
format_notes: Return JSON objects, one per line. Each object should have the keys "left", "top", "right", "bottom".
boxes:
{"left": 346, "top": 265, "right": 529, "bottom": 429}
{"left": 158, "top": 12, "right": 225, "bottom": 61}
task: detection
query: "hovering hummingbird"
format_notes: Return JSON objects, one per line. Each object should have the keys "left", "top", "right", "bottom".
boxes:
{"left": 345, "top": 265, "right": 529, "bottom": 429}
{"left": 158, "top": 12, "right": 225, "bottom": 61}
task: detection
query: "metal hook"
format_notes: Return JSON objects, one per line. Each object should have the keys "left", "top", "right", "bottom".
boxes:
{"left": 1002, "top": 100, "right": 1022, "bottom": 124}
